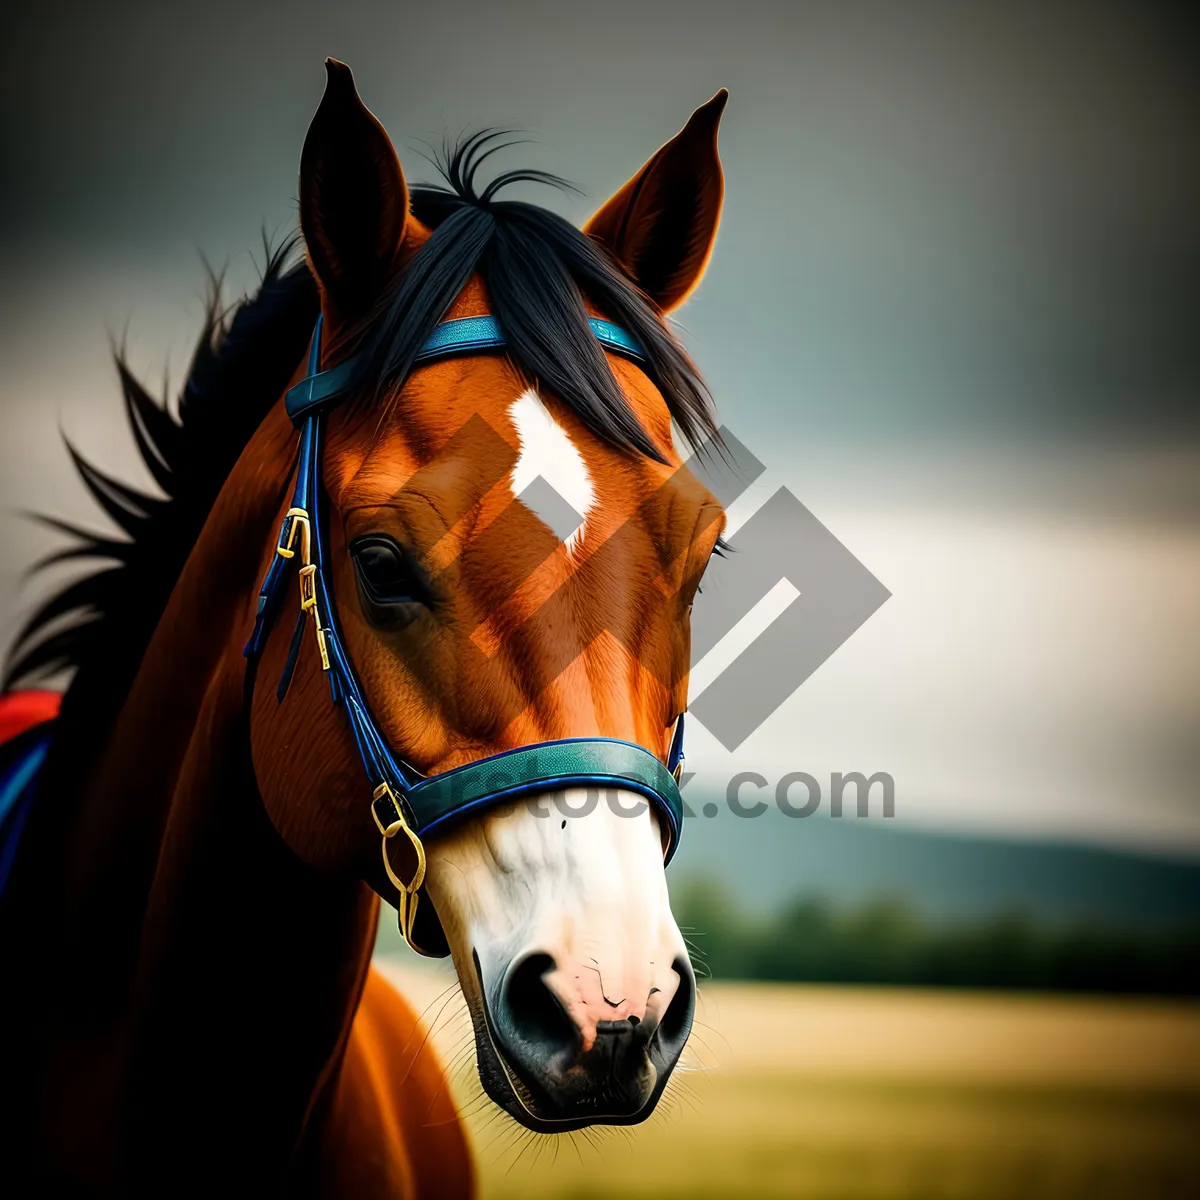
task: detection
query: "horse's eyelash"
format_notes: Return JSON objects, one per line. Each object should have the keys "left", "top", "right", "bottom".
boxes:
{"left": 695, "top": 538, "right": 730, "bottom": 595}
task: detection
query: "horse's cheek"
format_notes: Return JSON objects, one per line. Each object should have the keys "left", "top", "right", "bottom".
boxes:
{"left": 249, "top": 654, "right": 370, "bottom": 875}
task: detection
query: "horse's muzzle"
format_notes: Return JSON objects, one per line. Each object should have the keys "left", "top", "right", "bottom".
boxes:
{"left": 473, "top": 950, "right": 696, "bottom": 1131}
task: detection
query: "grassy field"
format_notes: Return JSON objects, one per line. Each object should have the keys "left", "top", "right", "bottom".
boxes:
{"left": 375, "top": 961, "right": 1200, "bottom": 1200}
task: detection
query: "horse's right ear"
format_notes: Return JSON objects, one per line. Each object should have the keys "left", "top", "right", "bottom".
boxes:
{"left": 300, "top": 59, "right": 409, "bottom": 319}
{"left": 584, "top": 90, "right": 728, "bottom": 313}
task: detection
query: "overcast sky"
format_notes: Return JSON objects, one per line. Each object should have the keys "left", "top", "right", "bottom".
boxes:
{"left": 2, "top": 1, "right": 1197, "bottom": 853}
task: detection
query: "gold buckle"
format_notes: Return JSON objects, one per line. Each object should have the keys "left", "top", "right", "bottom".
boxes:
{"left": 373, "top": 783, "right": 427, "bottom": 891}
{"left": 279, "top": 508, "right": 329, "bottom": 674}
{"left": 372, "top": 781, "right": 403, "bottom": 838}
{"left": 298, "top": 563, "right": 317, "bottom": 612}
{"left": 276, "top": 507, "right": 311, "bottom": 561}
{"left": 297, "top": 564, "right": 330, "bottom": 671}
{"left": 373, "top": 782, "right": 428, "bottom": 951}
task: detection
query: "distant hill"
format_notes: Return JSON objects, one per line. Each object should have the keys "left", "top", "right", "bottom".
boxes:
{"left": 375, "top": 799, "right": 1200, "bottom": 988}
{"left": 670, "top": 801, "right": 1200, "bottom": 930}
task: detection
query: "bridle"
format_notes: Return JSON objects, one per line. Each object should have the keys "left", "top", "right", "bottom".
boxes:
{"left": 245, "top": 313, "right": 686, "bottom": 955}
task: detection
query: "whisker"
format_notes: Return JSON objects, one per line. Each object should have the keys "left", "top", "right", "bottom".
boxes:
{"left": 567, "top": 1129, "right": 586, "bottom": 1166}
{"left": 396, "top": 984, "right": 469, "bottom": 1089}
{"left": 683, "top": 1030, "right": 723, "bottom": 1070}
{"left": 689, "top": 1016, "right": 733, "bottom": 1060}
{"left": 504, "top": 1128, "right": 538, "bottom": 1174}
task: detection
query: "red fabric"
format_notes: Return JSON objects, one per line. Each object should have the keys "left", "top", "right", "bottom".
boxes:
{"left": 0, "top": 690, "right": 62, "bottom": 746}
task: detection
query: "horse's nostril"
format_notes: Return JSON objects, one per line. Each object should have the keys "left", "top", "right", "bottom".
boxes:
{"left": 658, "top": 955, "right": 696, "bottom": 1051}
{"left": 502, "top": 952, "right": 577, "bottom": 1057}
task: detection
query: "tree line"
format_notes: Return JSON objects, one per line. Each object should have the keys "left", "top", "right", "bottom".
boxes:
{"left": 673, "top": 878, "right": 1200, "bottom": 995}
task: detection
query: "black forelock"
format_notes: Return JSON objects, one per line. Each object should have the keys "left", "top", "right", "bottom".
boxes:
{"left": 348, "top": 130, "right": 719, "bottom": 461}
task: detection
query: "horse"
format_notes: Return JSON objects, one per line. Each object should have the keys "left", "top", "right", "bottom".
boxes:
{"left": 0, "top": 59, "right": 729, "bottom": 1196}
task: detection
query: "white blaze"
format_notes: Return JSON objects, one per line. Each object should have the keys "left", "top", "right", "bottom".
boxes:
{"left": 508, "top": 389, "right": 595, "bottom": 553}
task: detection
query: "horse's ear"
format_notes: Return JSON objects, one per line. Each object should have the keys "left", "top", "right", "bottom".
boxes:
{"left": 584, "top": 90, "right": 728, "bottom": 313}
{"left": 299, "top": 59, "right": 409, "bottom": 318}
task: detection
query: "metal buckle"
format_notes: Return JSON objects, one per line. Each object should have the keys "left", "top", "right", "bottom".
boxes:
{"left": 298, "top": 563, "right": 317, "bottom": 612}
{"left": 372, "top": 781, "right": 428, "bottom": 951}
{"left": 297, "top": 564, "right": 330, "bottom": 671}
{"left": 277, "top": 506, "right": 330, "bottom": 673}
{"left": 276, "top": 507, "right": 311, "bottom": 561}
{"left": 371, "top": 782, "right": 403, "bottom": 838}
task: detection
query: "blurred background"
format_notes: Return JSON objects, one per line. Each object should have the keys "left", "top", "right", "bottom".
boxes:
{"left": 4, "top": 2, "right": 1198, "bottom": 1196}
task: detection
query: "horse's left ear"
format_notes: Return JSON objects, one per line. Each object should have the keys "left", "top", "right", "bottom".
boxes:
{"left": 584, "top": 90, "right": 728, "bottom": 313}
{"left": 299, "top": 58, "right": 410, "bottom": 319}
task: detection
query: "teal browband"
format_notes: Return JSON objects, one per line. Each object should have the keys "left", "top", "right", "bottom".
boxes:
{"left": 248, "top": 313, "right": 684, "bottom": 955}
{"left": 284, "top": 314, "right": 647, "bottom": 426}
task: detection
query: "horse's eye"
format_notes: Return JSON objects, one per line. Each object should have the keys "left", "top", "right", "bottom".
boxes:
{"left": 350, "top": 535, "right": 426, "bottom": 606}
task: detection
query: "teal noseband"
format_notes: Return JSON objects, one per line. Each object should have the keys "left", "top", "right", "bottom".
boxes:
{"left": 385, "top": 737, "right": 684, "bottom": 845}
{"left": 246, "top": 314, "right": 685, "bottom": 954}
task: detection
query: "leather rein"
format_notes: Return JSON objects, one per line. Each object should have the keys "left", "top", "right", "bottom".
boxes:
{"left": 244, "top": 314, "right": 686, "bottom": 955}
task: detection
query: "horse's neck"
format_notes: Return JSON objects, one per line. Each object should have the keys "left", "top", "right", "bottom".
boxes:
{"left": 115, "top": 655, "right": 379, "bottom": 1185}
{"left": 24, "top": 404, "right": 379, "bottom": 1184}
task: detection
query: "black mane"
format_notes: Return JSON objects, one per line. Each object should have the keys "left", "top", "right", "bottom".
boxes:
{"left": 4, "top": 243, "right": 319, "bottom": 692}
{"left": 4, "top": 134, "right": 718, "bottom": 747}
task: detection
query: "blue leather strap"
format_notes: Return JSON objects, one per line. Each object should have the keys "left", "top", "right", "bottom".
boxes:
{"left": 244, "top": 328, "right": 325, "bottom": 659}
{"left": 667, "top": 711, "right": 686, "bottom": 777}
{"left": 284, "top": 314, "right": 647, "bottom": 426}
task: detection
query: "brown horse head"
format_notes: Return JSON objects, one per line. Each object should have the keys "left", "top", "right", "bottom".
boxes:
{"left": 248, "top": 61, "right": 728, "bottom": 1132}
